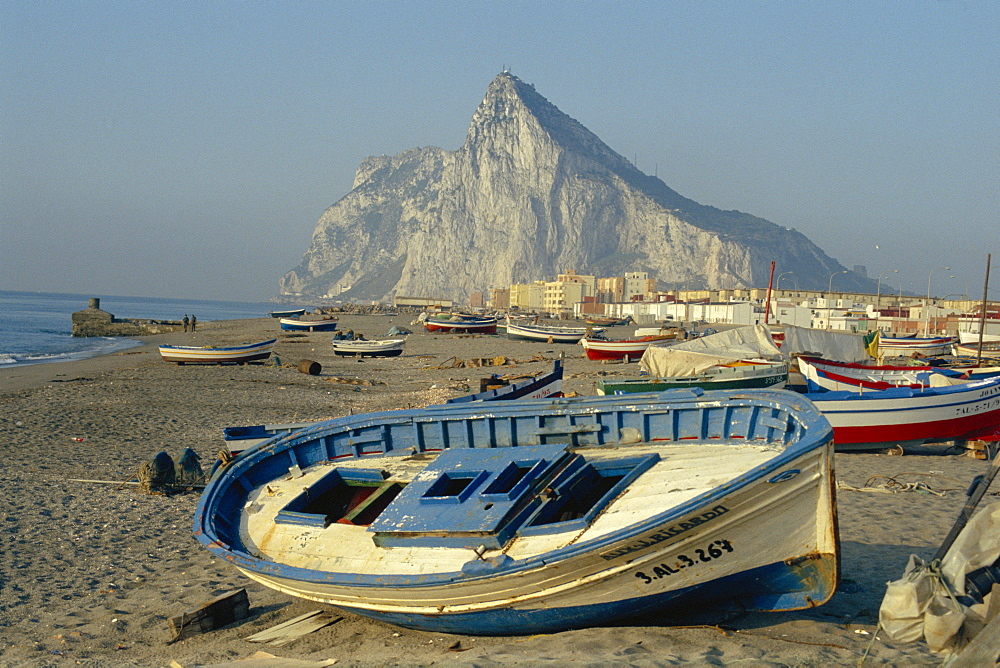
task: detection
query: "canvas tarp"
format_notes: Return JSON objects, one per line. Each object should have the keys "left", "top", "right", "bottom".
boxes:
{"left": 640, "top": 325, "right": 782, "bottom": 377}
{"left": 879, "top": 503, "right": 1000, "bottom": 654}
{"left": 779, "top": 324, "right": 871, "bottom": 363}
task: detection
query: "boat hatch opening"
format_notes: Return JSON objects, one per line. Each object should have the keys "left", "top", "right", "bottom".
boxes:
{"left": 517, "top": 454, "right": 659, "bottom": 536}
{"left": 274, "top": 468, "right": 404, "bottom": 528}
{"left": 368, "top": 443, "right": 659, "bottom": 550}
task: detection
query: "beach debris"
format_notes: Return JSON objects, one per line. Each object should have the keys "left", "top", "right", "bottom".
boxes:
{"left": 167, "top": 588, "right": 250, "bottom": 643}
{"left": 244, "top": 610, "right": 341, "bottom": 646}
{"left": 427, "top": 356, "right": 511, "bottom": 369}
{"left": 837, "top": 480, "right": 948, "bottom": 497}
{"left": 171, "top": 652, "right": 338, "bottom": 667}
{"left": 297, "top": 359, "right": 322, "bottom": 375}
{"left": 137, "top": 451, "right": 176, "bottom": 494}
{"left": 174, "top": 448, "right": 204, "bottom": 486}
{"left": 323, "top": 376, "right": 384, "bottom": 386}
{"left": 836, "top": 472, "right": 970, "bottom": 497}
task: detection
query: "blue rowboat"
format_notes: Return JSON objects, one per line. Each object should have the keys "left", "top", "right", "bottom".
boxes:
{"left": 445, "top": 360, "right": 563, "bottom": 403}
{"left": 195, "top": 389, "right": 838, "bottom": 635}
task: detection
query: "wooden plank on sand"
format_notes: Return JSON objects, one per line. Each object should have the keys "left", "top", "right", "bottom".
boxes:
{"left": 244, "top": 610, "right": 342, "bottom": 646}
{"left": 167, "top": 589, "right": 250, "bottom": 642}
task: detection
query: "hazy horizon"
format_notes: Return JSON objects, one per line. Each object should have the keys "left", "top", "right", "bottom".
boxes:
{"left": 3, "top": 2, "right": 996, "bottom": 303}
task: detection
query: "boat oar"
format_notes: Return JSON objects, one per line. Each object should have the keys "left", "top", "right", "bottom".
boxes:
{"left": 932, "top": 447, "right": 1000, "bottom": 562}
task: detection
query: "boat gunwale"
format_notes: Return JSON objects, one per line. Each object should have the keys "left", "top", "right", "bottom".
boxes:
{"left": 803, "top": 374, "right": 1000, "bottom": 407}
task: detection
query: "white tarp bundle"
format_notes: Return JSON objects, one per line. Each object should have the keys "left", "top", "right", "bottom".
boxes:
{"left": 779, "top": 324, "right": 871, "bottom": 363}
{"left": 879, "top": 503, "right": 1000, "bottom": 654}
{"left": 640, "top": 325, "right": 782, "bottom": 378}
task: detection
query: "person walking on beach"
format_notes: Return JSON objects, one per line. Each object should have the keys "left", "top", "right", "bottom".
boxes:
{"left": 190, "top": 315, "right": 197, "bottom": 332}
{"left": 182, "top": 315, "right": 189, "bottom": 332}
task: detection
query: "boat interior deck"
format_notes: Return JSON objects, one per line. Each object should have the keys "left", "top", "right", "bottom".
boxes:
{"left": 240, "top": 441, "right": 782, "bottom": 576}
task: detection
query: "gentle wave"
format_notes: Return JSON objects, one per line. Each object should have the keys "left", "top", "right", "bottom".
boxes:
{"left": 1, "top": 291, "right": 274, "bottom": 368}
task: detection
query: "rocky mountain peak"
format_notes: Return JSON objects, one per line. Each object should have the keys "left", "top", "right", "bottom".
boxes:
{"left": 279, "top": 73, "right": 869, "bottom": 303}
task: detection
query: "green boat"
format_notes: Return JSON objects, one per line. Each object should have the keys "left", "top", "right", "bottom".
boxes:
{"left": 595, "top": 360, "right": 789, "bottom": 395}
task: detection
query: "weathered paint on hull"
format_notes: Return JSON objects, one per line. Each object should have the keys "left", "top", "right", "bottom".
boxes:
{"left": 312, "top": 554, "right": 837, "bottom": 634}
{"left": 507, "top": 330, "right": 587, "bottom": 344}
{"left": 158, "top": 339, "right": 276, "bottom": 365}
{"left": 198, "top": 411, "right": 836, "bottom": 635}
{"left": 425, "top": 321, "right": 498, "bottom": 334}
{"left": 806, "top": 376, "right": 1000, "bottom": 450}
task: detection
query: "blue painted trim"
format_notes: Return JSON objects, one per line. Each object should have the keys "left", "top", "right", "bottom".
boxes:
{"left": 195, "top": 390, "right": 833, "bottom": 592}
{"left": 330, "top": 554, "right": 838, "bottom": 635}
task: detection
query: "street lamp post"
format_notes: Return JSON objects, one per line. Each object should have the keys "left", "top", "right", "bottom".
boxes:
{"left": 925, "top": 266, "right": 951, "bottom": 336}
{"left": 828, "top": 270, "right": 848, "bottom": 294}
{"left": 826, "top": 270, "right": 848, "bottom": 329}
{"left": 777, "top": 271, "right": 794, "bottom": 291}
{"left": 876, "top": 269, "right": 899, "bottom": 330}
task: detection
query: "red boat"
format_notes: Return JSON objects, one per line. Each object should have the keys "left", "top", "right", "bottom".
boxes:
{"left": 578, "top": 335, "right": 674, "bottom": 362}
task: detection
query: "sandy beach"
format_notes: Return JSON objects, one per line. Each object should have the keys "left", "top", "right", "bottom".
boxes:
{"left": 0, "top": 314, "right": 989, "bottom": 666}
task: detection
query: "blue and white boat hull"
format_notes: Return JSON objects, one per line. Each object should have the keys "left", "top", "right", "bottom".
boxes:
{"left": 195, "top": 390, "right": 837, "bottom": 635}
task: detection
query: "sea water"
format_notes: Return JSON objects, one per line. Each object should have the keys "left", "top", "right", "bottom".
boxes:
{"left": 0, "top": 291, "right": 277, "bottom": 367}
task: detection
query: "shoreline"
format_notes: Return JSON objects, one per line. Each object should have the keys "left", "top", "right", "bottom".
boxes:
{"left": 0, "top": 314, "right": 981, "bottom": 665}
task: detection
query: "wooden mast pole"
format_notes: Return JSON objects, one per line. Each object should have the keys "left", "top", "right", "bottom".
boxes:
{"left": 975, "top": 253, "right": 991, "bottom": 365}
{"left": 764, "top": 261, "right": 775, "bottom": 325}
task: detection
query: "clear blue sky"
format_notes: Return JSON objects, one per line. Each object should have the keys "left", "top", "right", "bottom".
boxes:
{"left": 3, "top": 2, "right": 997, "bottom": 302}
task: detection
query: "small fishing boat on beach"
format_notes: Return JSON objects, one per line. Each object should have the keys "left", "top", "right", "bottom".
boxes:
{"left": 878, "top": 335, "right": 956, "bottom": 358}
{"left": 957, "top": 331, "right": 1000, "bottom": 345}
{"left": 598, "top": 325, "right": 788, "bottom": 394}
{"left": 584, "top": 315, "right": 632, "bottom": 327}
{"left": 331, "top": 339, "right": 405, "bottom": 357}
{"left": 268, "top": 308, "right": 307, "bottom": 318}
{"left": 797, "top": 355, "right": 1000, "bottom": 393}
{"left": 158, "top": 339, "right": 276, "bottom": 365}
{"left": 952, "top": 340, "right": 1000, "bottom": 358}
{"left": 802, "top": 375, "right": 1000, "bottom": 451}
{"left": 279, "top": 317, "right": 339, "bottom": 332}
{"left": 506, "top": 320, "right": 601, "bottom": 343}
{"left": 195, "top": 389, "right": 838, "bottom": 635}
{"left": 423, "top": 314, "right": 498, "bottom": 334}
{"left": 596, "top": 361, "right": 788, "bottom": 394}
{"left": 445, "top": 360, "right": 564, "bottom": 403}
{"left": 579, "top": 334, "right": 675, "bottom": 362}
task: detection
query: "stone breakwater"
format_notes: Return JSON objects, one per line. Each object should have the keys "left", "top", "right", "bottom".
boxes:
{"left": 70, "top": 297, "right": 183, "bottom": 337}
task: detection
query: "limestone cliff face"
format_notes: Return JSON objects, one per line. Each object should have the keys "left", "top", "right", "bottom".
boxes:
{"left": 281, "top": 73, "right": 868, "bottom": 301}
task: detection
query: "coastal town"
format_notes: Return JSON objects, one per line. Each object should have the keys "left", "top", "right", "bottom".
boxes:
{"left": 382, "top": 268, "right": 998, "bottom": 339}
